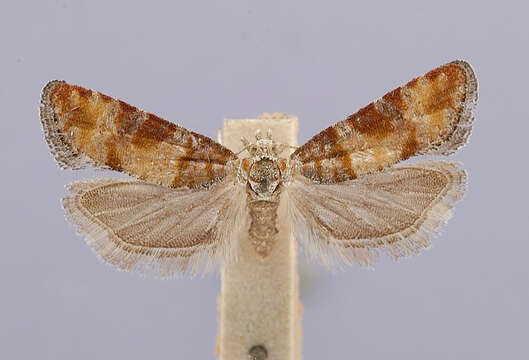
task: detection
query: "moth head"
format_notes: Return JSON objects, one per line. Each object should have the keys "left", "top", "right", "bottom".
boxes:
{"left": 240, "top": 129, "right": 287, "bottom": 160}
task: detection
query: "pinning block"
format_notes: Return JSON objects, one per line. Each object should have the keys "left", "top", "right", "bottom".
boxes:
{"left": 218, "top": 114, "right": 301, "bottom": 360}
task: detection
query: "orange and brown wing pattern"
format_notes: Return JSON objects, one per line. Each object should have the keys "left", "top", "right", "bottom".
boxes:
{"left": 291, "top": 60, "right": 477, "bottom": 184}
{"left": 40, "top": 81, "right": 235, "bottom": 188}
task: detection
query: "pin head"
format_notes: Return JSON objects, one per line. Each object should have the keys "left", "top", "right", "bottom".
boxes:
{"left": 248, "top": 345, "right": 268, "bottom": 360}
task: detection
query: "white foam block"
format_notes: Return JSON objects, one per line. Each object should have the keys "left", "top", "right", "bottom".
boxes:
{"left": 217, "top": 114, "right": 302, "bottom": 360}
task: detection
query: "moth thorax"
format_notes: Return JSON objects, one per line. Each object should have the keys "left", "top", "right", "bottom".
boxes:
{"left": 248, "top": 158, "right": 280, "bottom": 196}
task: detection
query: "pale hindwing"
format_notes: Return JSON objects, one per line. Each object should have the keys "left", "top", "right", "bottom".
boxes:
{"left": 285, "top": 161, "right": 466, "bottom": 267}
{"left": 62, "top": 177, "right": 247, "bottom": 276}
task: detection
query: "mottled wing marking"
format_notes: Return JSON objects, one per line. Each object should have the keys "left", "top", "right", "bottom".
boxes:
{"left": 286, "top": 161, "right": 466, "bottom": 266}
{"left": 291, "top": 61, "right": 477, "bottom": 183}
{"left": 62, "top": 177, "right": 247, "bottom": 276}
{"left": 40, "top": 81, "right": 235, "bottom": 188}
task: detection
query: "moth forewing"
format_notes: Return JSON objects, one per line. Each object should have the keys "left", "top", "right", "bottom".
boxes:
{"left": 40, "top": 80, "right": 235, "bottom": 189}
{"left": 290, "top": 60, "right": 477, "bottom": 184}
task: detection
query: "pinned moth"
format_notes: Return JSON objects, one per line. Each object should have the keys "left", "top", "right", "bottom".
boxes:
{"left": 40, "top": 61, "right": 477, "bottom": 276}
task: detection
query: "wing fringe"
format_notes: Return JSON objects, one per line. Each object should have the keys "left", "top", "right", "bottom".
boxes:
{"left": 428, "top": 60, "right": 478, "bottom": 155}
{"left": 40, "top": 80, "right": 95, "bottom": 170}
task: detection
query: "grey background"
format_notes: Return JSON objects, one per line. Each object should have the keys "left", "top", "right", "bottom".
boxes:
{"left": 1, "top": 0, "right": 528, "bottom": 359}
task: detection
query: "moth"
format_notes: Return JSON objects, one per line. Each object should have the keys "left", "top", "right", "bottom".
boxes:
{"left": 40, "top": 61, "right": 477, "bottom": 276}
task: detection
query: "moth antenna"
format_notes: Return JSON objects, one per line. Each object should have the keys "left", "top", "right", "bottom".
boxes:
{"left": 236, "top": 137, "right": 251, "bottom": 156}
{"left": 241, "top": 136, "right": 250, "bottom": 147}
